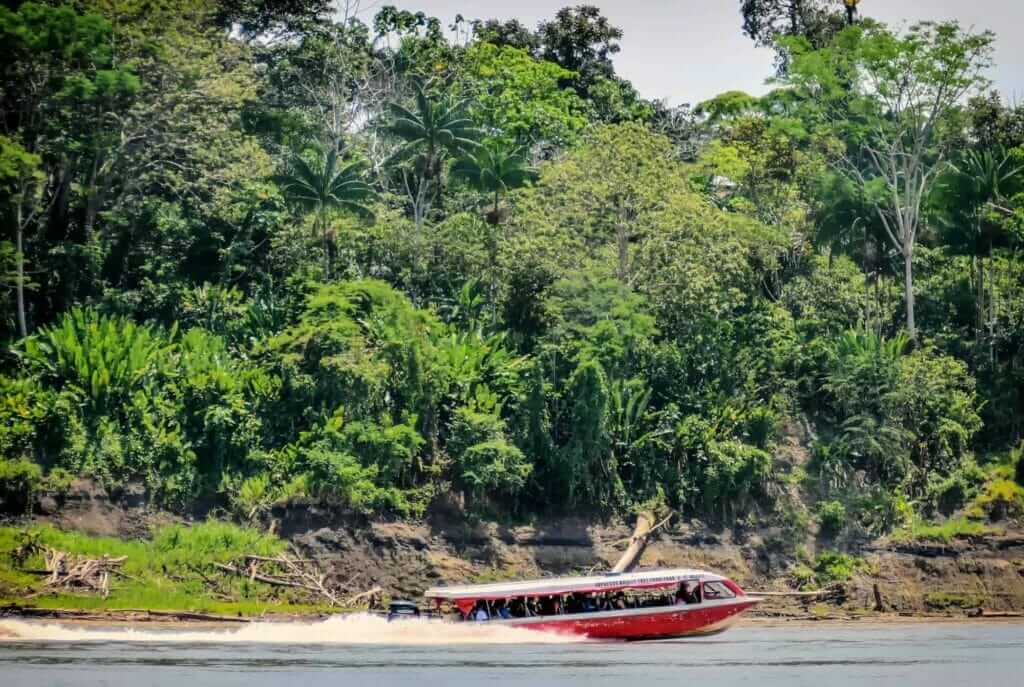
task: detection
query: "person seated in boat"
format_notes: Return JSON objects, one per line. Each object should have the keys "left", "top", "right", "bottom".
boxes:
{"left": 509, "top": 598, "right": 526, "bottom": 618}
{"left": 541, "top": 595, "right": 562, "bottom": 615}
{"left": 676, "top": 581, "right": 701, "bottom": 605}
{"left": 526, "top": 597, "right": 539, "bottom": 617}
{"left": 611, "top": 592, "right": 627, "bottom": 610}
{"left": 473, "top": 602, "right": 490, "bottom": 621}
{"left": 582, "top": 594, "right": 598, "bottom": 612}
{"left": 565, "top": 593, "right": 583, "bottom": 614}
{"left": 496, "top": 600, "right": 511, "bottom": 619}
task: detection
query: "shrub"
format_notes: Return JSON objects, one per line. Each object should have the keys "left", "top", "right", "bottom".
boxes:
{"left": 790, "top": 563, "right": 816, "bottom": 590}
{"left": 816, "top": 500, "right": 847, "bottom": 537}
{"left": 814, "top": 551, "right": 861, "bottom": 584}
{"left": 449, "top": 407, "right": 532, "bottom": 505}
{"left": 17, "top": 308, "right": 172, "bottom": 416}
{"left": 850, "top": 488, "right": 914, "bottom": 536}
{"left": 43, "top": 468, "right": 74, "bottom": 494}
{"left": 924, "top": 460, "right": 986, "bottom": 516}
{"left": 968, "top": 480, "right": 1024, "bottom": 521}
{"left": 0, "top": 458, "right": 43, "bottom": 513}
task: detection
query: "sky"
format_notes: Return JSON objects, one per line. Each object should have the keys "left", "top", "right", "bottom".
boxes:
{"left": 358, "top": 0, "right": 1024, "bottom": 106}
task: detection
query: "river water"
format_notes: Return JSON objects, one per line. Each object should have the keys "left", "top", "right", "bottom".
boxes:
{"left": 1, "top": 616, "right": 1021, "bottom": 687}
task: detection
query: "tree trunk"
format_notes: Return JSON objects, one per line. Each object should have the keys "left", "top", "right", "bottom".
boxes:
{"left": 319, "top": 213, "right": 331, "bottom": 280}
{"left": 616, "top": 225, "right": 629, "bottom": 283}
{"left": 976, "top": 253, "right": 985, "bottom": 356}
{"left": 610, "top": 511, "right": 654, "bottom": 574}
{"left": 903, "top": 245, "right": 916, "bottom": 339}
{"left": 15, "top": 205, "right": 27, "bottom": 339}
{"left": 83, "top": 154, "right": 101, "bottom": 237}
{"left": 988, "top": 235, "right": 996, "bottom": 367}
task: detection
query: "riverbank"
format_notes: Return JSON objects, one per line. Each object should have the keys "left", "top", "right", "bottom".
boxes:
{"left": 3, "top": 479, "right": 1023, "bottom": 622}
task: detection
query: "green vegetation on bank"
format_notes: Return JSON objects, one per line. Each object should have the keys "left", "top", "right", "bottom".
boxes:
{"left": 0, "top": 522, "right": 334, "bottom": 615}
{"left": 0, "top": 1, "right": 1023, "bottom": 549}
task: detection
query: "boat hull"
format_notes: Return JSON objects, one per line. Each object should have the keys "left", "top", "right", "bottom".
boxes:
{"left": 496, "top": 598, "right": 759, "bottom": 641}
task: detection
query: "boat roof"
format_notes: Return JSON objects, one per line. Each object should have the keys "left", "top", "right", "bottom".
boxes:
{"left": 424, "top": 568, "right": 724, "bottom": 601}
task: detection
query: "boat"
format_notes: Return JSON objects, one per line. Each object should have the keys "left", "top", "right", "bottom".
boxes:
{"left": 424, "top": 568, "right": 760, "bottom": 640}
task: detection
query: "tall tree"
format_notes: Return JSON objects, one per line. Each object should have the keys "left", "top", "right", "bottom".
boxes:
{"left": 782, "top": 21, "right": 995, "bottom": 338}
{"left": 0, "top": 136, "right": 42, "bottom": 338}
{"left": 942, "top": 148, "right": 1022, "bottom": 358}
{"left": 451, "top": 140, "right": 536, "bottom": 226}
{"left": 537, "top": 5, "right": 622, "bottom": 90}
{"left": 382, "top": 81, "right": 481, "bottom": 233}
{"left": 740, "top": 0, "right": 847, "bottom": 69}
{"left": 274, "top": 147, "right": 375, "bottom": 279}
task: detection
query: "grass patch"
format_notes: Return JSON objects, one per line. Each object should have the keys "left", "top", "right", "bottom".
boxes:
{"left": 924, "top": 592, "right": 988, "bottom": 610}
{"left": 891, "top": 516, "right": 1001, "bottom": 544}
{"left": 0, "top": 522, "right": 335, "bottom": 616}
{"left": 790, "top": 551, "right": 869, "bottom": 590}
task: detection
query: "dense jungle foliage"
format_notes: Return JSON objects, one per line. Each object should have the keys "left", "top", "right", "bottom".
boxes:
{"left": 2, "top": 1, "right": 1024, "bottom": 540}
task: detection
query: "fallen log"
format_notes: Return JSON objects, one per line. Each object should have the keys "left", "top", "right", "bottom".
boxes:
{"left": 214, "top": 554, "right": 342, "bottom": 607}
{"left": 746, "top": 589, "right": 843, "bottom": 598}
{"left": 344, "top": 585, "right": 383, "bottom": 608}
{"left": 610, "top": 511, "right": 674, "bottom": 573}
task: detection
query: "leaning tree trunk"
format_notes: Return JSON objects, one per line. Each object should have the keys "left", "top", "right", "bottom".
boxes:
{"left": 610, "top": 510, "right": 673, "bottom": 573}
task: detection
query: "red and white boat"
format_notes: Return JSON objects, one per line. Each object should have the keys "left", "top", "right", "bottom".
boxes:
{"left": 424, "top": 568, "right": 760, "bottom": 640}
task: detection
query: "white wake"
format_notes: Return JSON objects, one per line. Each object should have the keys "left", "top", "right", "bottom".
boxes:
{"left": 0, "top": 613, "right": 586, "bottom": 645}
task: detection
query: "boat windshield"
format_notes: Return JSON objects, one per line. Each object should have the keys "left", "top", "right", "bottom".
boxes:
{"left": 702, "top": 581, "right": 736, "bottom": 599}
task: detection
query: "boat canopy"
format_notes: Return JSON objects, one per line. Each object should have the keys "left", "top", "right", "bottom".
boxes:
{"left": 424, "top": 568, "right": 723, "bottom": 602}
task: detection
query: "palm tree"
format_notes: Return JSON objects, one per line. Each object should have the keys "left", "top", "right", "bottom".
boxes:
{"left": 947, "top": 147, "right": 1021, "bottom": 359}
{"left": 451, "top": 140, "right": 537, "bottom": 225}
{"left": 274, "top": 147, "right": 375, "bottom": 279}
{"left": 381, "top": 80, "right": 481, "bottom": 232}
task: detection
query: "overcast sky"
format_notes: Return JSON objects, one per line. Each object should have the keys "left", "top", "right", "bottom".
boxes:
{"left": 361, "top": 1, "right": 1024, "bottom": 106}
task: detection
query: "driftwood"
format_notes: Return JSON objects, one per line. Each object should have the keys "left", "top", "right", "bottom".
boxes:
{"left": 746, "top": 585, "right": 846, "bottom": 603}
{"left": 39, "top": 548, "right": 126, "bottom": 598}
{"left": 214, "top": 550, "right": 343, "bottom": 606}
{"left": 747, "top": 587, "right": 845, "bottom": 599}
{"left": 610, "top": 511, "right": 675, "bottom": 573}
{"left": 343, "top": 585, "right": 383, "bottom": 609}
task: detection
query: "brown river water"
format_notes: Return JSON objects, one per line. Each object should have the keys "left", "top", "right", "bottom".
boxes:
{"left": 1, "top": 615, "right": 1021, "bottom": 686}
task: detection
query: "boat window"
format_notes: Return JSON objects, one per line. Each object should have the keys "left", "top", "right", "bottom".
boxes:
{"left": 702, "top": 581, "right": 736, "bottom": 600}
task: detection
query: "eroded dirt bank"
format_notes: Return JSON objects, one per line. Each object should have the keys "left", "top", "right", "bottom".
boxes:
{"left": 14, "top": 479, "right": 1024, "bottom": 619}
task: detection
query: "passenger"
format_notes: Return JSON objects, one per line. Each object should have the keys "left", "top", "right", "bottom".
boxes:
{"left": 612, "top": 592, "right": 627, "bottom": 610}
{"left": 688, "top": 582, "right": 702, "bottom": 604}
{"left": 526, "top": 597, "right": 538, "bottom": 617}
{"left": 474, "top": 603, "right": 490, "bottom": 621}
{"left": 582, "top": 594, "right": 597, "bottom": 612}
{"left": 566, "top": 593, "right": 583, "bottom": 614}
{"left": 675, "top": 582, "right": 690, "bottom": 605}
{"left": 510, "top": 598, "right": 525, "bottom": 618}
{"left": 497, "top": 600, "right": 511, "bottom": 619}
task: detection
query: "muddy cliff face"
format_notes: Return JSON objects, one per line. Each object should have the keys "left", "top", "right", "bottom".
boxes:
{"left": 17, "top": 479, "right": 1024, "bottom": 618}
{"left": 268, "top": 502, "right": 1024, "bottom": 616}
